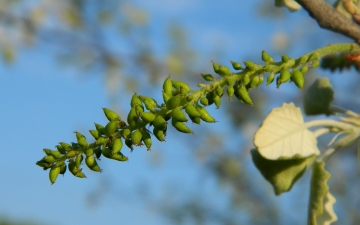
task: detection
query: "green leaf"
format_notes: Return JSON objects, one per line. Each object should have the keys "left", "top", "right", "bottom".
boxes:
{"left": 254, "top": 102, "right": 320, "bottom": 160}
{"left": 275, "top": 0, "right": 302, "bottom": 12}
{"left": 251, "top": 149, "right": 315, "bottom": 195}
{"left": 315, "top": 192, "right": 338, "bottom": 225}
{"left": 308, "top": 161, "right": 331, "bottom": 225}
{"left": 304, "top": 78, "right": 334, "bottom": 116}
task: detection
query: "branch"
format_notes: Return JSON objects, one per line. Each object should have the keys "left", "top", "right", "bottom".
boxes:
{"left": 296, "top": 0, "right": 360, "bottom": 43}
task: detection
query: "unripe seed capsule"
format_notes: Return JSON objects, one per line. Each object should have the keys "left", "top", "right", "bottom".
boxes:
{"left": 60, "top": 142, "right": 72, "bottom": 151}
{"left": 49, "top": 166, "right": 61, "bottom": 184}
{"left": 110, "top": 152, "right": 128, "bottom": 161}
{"left": 200, "top": 97, "right": 208, "bottom": 106}
{"left": 75, "top": 132, "right": 85, "bottom": 140}
{"left": 195, "top": 105, "right": 216, "bottom": 123}
{"left": 89, "top": 130, "right": 99, "bottom": 139}
{"left": 212, "top": 61, "right": 220, "bottom": 73}
{"left": 184, "top": 104, "right": 201, "bottom": 117}
{"left": 242, "top": 75, "right": 250, "bottom": 85}
{"left": 141, "top": 131, "right": 152, "bottom": 150}
{"left": 300, "top": 66, "right": 308, "bottom": 74}
{"left": 266, "top": 73, "right": 275, "bottom": 86}
{"left": 163, "top": 75, "right": 173, "bottom": 96}
{"left": 257, "top": 75, "right": 264, "bottom": 87}
{"left": 94, "top": 123, "right": 105, "bottom": 135}
{"left": 111, "top": 138, "right": 123, "bottom": 154}
{"left": 281, "top": 54, "right": 289, "bottom": 63}
{"left": 308, "top": 52, "right": 319, "bottom": 62}
{"left": 291, "top": 70, "right": 304, "bottom": 90}
{"left": 130, "top": 93, "right": 143, "bottom": 108}
{"left": 131, "top": 130, "right": 142, "bottom": 145}
{"left": 56, "top": 145, "right": 66, "bottom": 154}
{"left": 215, "top": 86, "right": 223, "bottom": 97}
{"left": 237, "top": 85, "right": 253, "bottom": 105}
{"left": 96, "top": 137, "right": 106, "bottom": 145}
{"left": 127, "top": 108, "right": 139, "bottom": 127}
{"left": 43, "top": 155, "right": 55, "bottom": 163}
{"left": 171, "top": 108, "right": 188, "bottom": 122}
{"left": 244, "top": 61, "right": 255, "bottom": 70}
{"left": 135, "top": 105, "right": 144, "bottom": 115}
{"left": 278, "top": 69, "right": 291, "bottom": 84}
{"left": 153, "top": 127, "right": 165, "bottom": 141}
{"left": 214, "top": 95, "right": 221, "bottom": 109}
{"left": 171, "top": 80, "right": 191, "bottom": 94}
{"left": 75, "top": 154, "right": 83, "bottom": 168}
{"left": 65, "top": 150, "right": 77, "bottom": 159}
{"left": 296, "top": 56, "right": 306, "bottom": 65}
{"left": 247, "top": 76, "right": 260, "bottom": 89}
{"left": 201, "top": 73, "right": 214, "bottom": 81}
{"left": 139, "top": 96, "right": 159, "bottom": 111}
{"left": 85, "top": 156, "right": 101, "bottom": 172}
{"left": 59, "top": 163, "right": 67, "bottom": 175}
{"left": 103, "top": 108, "right": 121, "bottom": 121}
{"left": 44, "top": 149, "right": 62, "bottom": 159}
{"left": 153, "top": 116, "right": 167, "bottom": 130}
{"left": 125, "top": 139, "right": 134, "bottom": 151}
{"left": 231, "top": 61, "right": 243, "bottom": 70}
{"left": 189, "top": 116, "right": 201, "bottom": 124}
{"left": 171, "top": 119, "right": 193, "bottom": 134}
{"left": 217, "top": 65, "right": 231, "bottom": 76}
{"left": 77, "top": 137, "right": 88, "bottom": 148}
{"left": 163, "top": 92, "right": 172, "bottom": 103}
{"left": 226, "top": 86, "right": 234, "bottom": 99}
{"left": 166, "top": 95, "right": 182, "bottom": 110}
{"left": 140, "top": 111, "right": 156, "bottom": 123}
{"left": 120, "top": 128, "right": 131, "bottom": 139}
{"left": 104, "top": 121, "right": 118, "bottom": 136}
{"left": 85, "top": 148, "right": 94, "bottom": 157}
{"left": 262, "top": 50, "right": 274, "bottom": 63}
{"left": 311, "top": 60, "right": 320, "bottom": 68}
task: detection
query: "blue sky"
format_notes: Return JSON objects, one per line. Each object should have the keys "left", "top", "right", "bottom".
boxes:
{"left": 1, "top": 0, "right": 358, "bottom": 224}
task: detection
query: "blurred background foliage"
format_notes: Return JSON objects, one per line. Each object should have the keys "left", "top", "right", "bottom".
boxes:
{"left": 1, "top": 0, "right": 360, "bottom": 224}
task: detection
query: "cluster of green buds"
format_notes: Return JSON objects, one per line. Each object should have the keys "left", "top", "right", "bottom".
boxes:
{"left": 38, "top": 43, "right": 354, "bottom": 184}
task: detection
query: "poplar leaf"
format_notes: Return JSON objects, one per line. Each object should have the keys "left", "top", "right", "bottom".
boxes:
{"left": 254, "top": 103, "right": 320, "bottom": 160}
{"left": 251, "top": 149, "right": 315, "bottom": 195}
{"left": 304, "top": 78, "right": 334, "bottom": 116}
{"left": 315, "top": 192, "right": 338, "bottom": 225}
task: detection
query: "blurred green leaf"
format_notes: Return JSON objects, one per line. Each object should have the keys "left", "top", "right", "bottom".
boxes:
{"left": 304, "top": 78, "right": 334, "bottom": 116}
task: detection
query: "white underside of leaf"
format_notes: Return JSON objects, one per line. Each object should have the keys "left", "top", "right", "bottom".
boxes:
{"left": 254, "top": 103, "right": 320, "bottom": 160}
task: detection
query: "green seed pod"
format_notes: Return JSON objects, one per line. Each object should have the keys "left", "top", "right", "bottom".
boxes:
{"left": 49, "top": 166, "right": 61, "bottom": 184}
{"left": 43, "top": 149, "right": 62, "bottom": 159}
{"left": 278, "top": 69, "right": 291, "bottom": 84}
{"left": 127, "top": 108, "right": 139, "bottom": 127}
{"left": 85, "top": 156, "right": 101, "bottom": 172}
{"left": 153, "top": 116, "right": 167, "bottom": 130}
{"left": 184, "top": 104, "right": 201, "bottom": 117}
{"left": 266, "top": 73, "right": 275, "bottom": 86}
{"left": 205, "top": 91, "right": 215, "bottom": 106}
{"left": 89, "top": 129, "right": 99, "bottom": 139}
{"left": 242, "top": 75, "right": 250, "bottom": 85}
{"left": 166, "top": 95, "right": 182, "bottom": 110}
{"left": 120, "top": 128, "right": 131, "bottom": 139}
{"left": 60, "top": 142, "right": 72, "bottom": 151}
{"left": 75, "top": 132, "right": 85, "bottom": 140}
{"left": 201, "top": 73, "right": 214, "bottom": 81}
{"left": 247, "top": 76, "right": 260, "bottom": 89}
{"left": 261, "top": 50, "right": 274, "bottom": 63}
{"left": 214, "top": 95, "right": 221, "bottom": 109}
{"left": 139, "top": 96, "right": 159, "bottom": 111}
{"left": 153, "top": 127, "right": 165, "bottom": 141}
{"left": 200, "top": 97, "right": 208, "bottom": 106}
{"left": 85, "top": 148, "right": 94, "bottom": 157}
{"left": 217, "top": 65, "right": 231, "bottom": 77}
{"left": 77, "top": 137, "right": 88, "bottom": 149}
{"left": 140, "top": 111, "right": 156, "bottom": 123}
{"left": 212, "top": 61, "right": 220, "bottom": 73}
{"left": 71, "top": 142, "right": 80, "bottom": 150}
{"left": 59, "top": 163, "right": 67, "bottom": 175}
{"left": 281, "top": 54, "right": 289, "bottom": 63}
{"left": 130, "top": 93, "right": 144, "bottom": 108}
{"left": 215, "top": 86, "right": 223, "bottom": 97}
{"left": 257, "top": 75, "right": 264, "bottom": 87}
{"left": 291, "top": 70, "right": 304, "bottom": 90}
{"left": 75, "top": 153, "right": 83, "bottom": 168}
{"left": 226, "top": 86, "right": 234, "bottom": 99}
{"left": 104, "top": 121, "right": 118, "bottom": 136}
{"left": 102, "top": 147, "right": 112, "bottom": 158}
{"left": 311, "top": 60, "right": 320, "bottom": 68}
{"left": 171, "top": 108, "right": 188, "bottom": 122}
{"left": 94, "top": 123, "right": 105, "bottom": 135}
{"left": 195, "top": 105, "right": 216, "bottom": 123}
{"left": 131, "top": 130, "right": 143, "bottom": 145}
{"left": 308, "top": 52, "right": 319, "bottom": 62}
{"left": 263, "top": 65, "right": 272, "bottom": 72}
{"left": 110, "top": 152, "right": 128, "bottom": 161}
{"left": 103, "top": 108, "right": 121, "bottom": 121}
{"left": 300, "top": 66, "right": 308, "bottom": 74}
{"left": 189, "top": 116, "right": 201, "bottom": 124}
{"left": 141, "top": 131, "right": 152, "bottom": 150}
{"left": 135, "top": 105, "right": 144, "bottom": 115}
{"left": 36, "top": 159, "right": 52, "bottom": 169}
{"left": 111, "top": 138, "right": 123, "bottom": 154}
{"left": 94, "top": 147, "right": 101, "bottom": 159}
{"left": 96, "top": 137, "right": 106, "bottom": 145}
{"left": 236, "top": 85, "right": 253, "bottom": 105}
{"left": 56, "top": 145, "right": 66, "bottom": 154}
{"left": 163, "top": 92, "right": 172, "bottom": 103}
{"left": 163, "top": 75, "right": 173, "bottom": 95}
{"left": 43, "top": 155, "right": 55, "bottom": 163}
{"left": 295, "top": 55, "right": 306, "bottom": 65}
{"left": 68, "top": 160, "right": 86, "bottom": 178}
{"left": 125, "top": 139, "right": 134, "bottom": 151}
{"left": 172, "top": 80, "right": 191, "bottom": 95}
{"left": 244, "top": 61, "right": 255, "bottom": 70}
{"left": 231, "top": 61, "right": 243, "bottom": 70}
{"left": 65, "top": 150, "right": 77, "bottom": 159}
{"left": 171, "top": 119, "right": 193, "bottom": 134}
